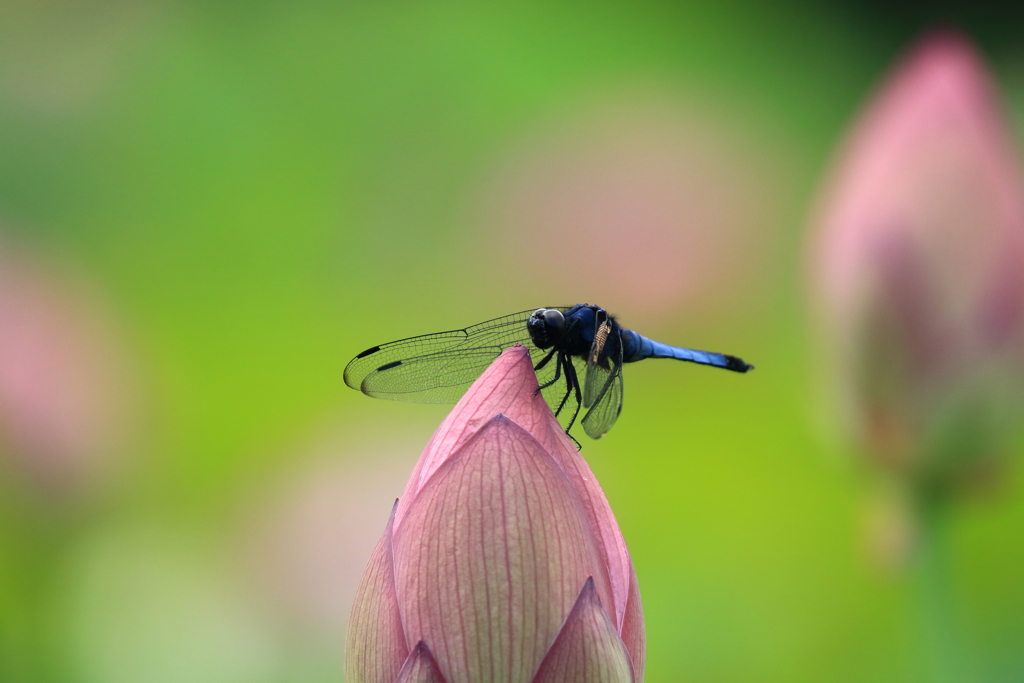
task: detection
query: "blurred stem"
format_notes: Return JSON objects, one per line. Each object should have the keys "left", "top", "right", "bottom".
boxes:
{"left": 912, "top": 499, "right": 974, "bottom": 683}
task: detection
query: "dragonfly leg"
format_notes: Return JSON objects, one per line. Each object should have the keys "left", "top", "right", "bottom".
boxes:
{"left": 552, "top": 361, "right": 574, "bottom": 417}
{"left": 561, "top": 354, "right": 583, "bottom": 434}
{"left": 553, "top": 389, "right": 572, "bottom": 417}
{"left": 535, "top": 349, "right": 561, "bottom": 393}
{"left": 534, "top": 348, "right": 557, "bottom": 372}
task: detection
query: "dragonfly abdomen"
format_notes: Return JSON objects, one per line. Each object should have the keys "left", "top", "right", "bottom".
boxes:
{"left": 623, "top": 331, "right": 752, "bottom": 372}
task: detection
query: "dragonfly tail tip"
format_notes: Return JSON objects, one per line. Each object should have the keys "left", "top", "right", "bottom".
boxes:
{"left": 724, "top": 355, "right": 754, "bottom": 373}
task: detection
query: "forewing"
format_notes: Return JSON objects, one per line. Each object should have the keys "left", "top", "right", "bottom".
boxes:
{"left": 344, "top": 308, "right": 569, "bottom": 404}
{"left": 355, "top": 348, "right": 515, "bottom": 403}
{"left": 581, "top": 362, "right": 623, "bottom": 439}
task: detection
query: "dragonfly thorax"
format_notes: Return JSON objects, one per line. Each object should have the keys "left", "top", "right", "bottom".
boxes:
{"left": 527, "top": 308, "right": 567, "bottom": 350}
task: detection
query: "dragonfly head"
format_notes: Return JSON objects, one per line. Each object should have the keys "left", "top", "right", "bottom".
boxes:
{"left": 528, "top": 308, "right": 566, "bottom": 349}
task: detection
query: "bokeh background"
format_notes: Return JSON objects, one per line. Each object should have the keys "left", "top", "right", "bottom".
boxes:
{"left": 2, "top": 2, "right": 1024, "bottom": 682}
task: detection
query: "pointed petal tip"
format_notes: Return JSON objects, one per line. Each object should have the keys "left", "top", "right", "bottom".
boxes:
{"left": 811, "top": 25, "right": 1023, "bottom": 312}
{"left": 907, "top": 28, "right": 976, "bottom": 59}
{"left": 494, "top": 343, "right": 533, "bottom": 369}
{"left": 531, "top": 576, "right": 634, "bottom": 683}
{"left": 397, "top": 344, "right": 550, "bottom": 510}
{"left": 871, "top": 29, "right": 1006, "bottom": 140}
{"left": 898, "top": 30, "right": 994, "bottom": 99}
{"left": 395, "top": 641, "right": 447, "bottom": 683}
{"left": 393, "top": 348, "right": 548, "bottom": 524}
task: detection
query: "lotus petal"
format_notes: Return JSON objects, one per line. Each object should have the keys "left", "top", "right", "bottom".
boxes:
{"left": 618, "top": 562, "right": 645, "bottom": 681}
{"left": 392, "top": 415, "right": 614, "bottom": 683}
{"left": 531, "top": 577, "right": 633, "bottom": 683}
{"left": 345, "top": 503, "right": 409, "bottom": 683}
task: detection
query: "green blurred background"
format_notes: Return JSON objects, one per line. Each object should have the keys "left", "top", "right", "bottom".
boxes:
{"left": 1, "top": 1, "right": 1023, "bottom": 682}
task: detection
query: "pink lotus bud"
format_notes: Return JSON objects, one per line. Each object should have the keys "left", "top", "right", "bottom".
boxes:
{"left": 809, "top": 32, "right": 1024, "bottom": 495}
{"left": 346, "top": 346, "right": 644, "bottom": 683}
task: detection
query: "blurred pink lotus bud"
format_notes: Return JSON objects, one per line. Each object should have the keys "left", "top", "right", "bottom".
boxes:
{"left": 476, "top": 92, "right": 781, "bottom": 328}
{"left": 346, "top": 347, "right": 644, "bottom": 683}
{"left": 0, "top": 240, "right": 133, "bottom": 497}
{"left": 809, "top": 32, "right": 1024, "bottom": 497}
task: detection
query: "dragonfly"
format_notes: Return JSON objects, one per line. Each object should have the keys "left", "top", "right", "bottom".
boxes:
{"left": 344, "top": 304, "right": 753, "bottom": 440}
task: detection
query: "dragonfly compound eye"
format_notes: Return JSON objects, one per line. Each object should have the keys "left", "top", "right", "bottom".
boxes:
{"left": 527, "top": 308, "right": 566, "bottom": 349}
{"left": 543, "top": 309, "right": 566, "bottom": 335}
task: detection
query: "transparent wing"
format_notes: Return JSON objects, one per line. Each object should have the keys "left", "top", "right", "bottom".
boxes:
{"left": 583, "top": 311, "right": 613, "bottom": 408}
{"left": 344, "top": 308, "right": 571, "bottom": 404}
{"left": 582, "top": 312, "right": 624, "bottom": 438}
{"left": 581, "top": 362, "right": 623, "bottom": 439}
